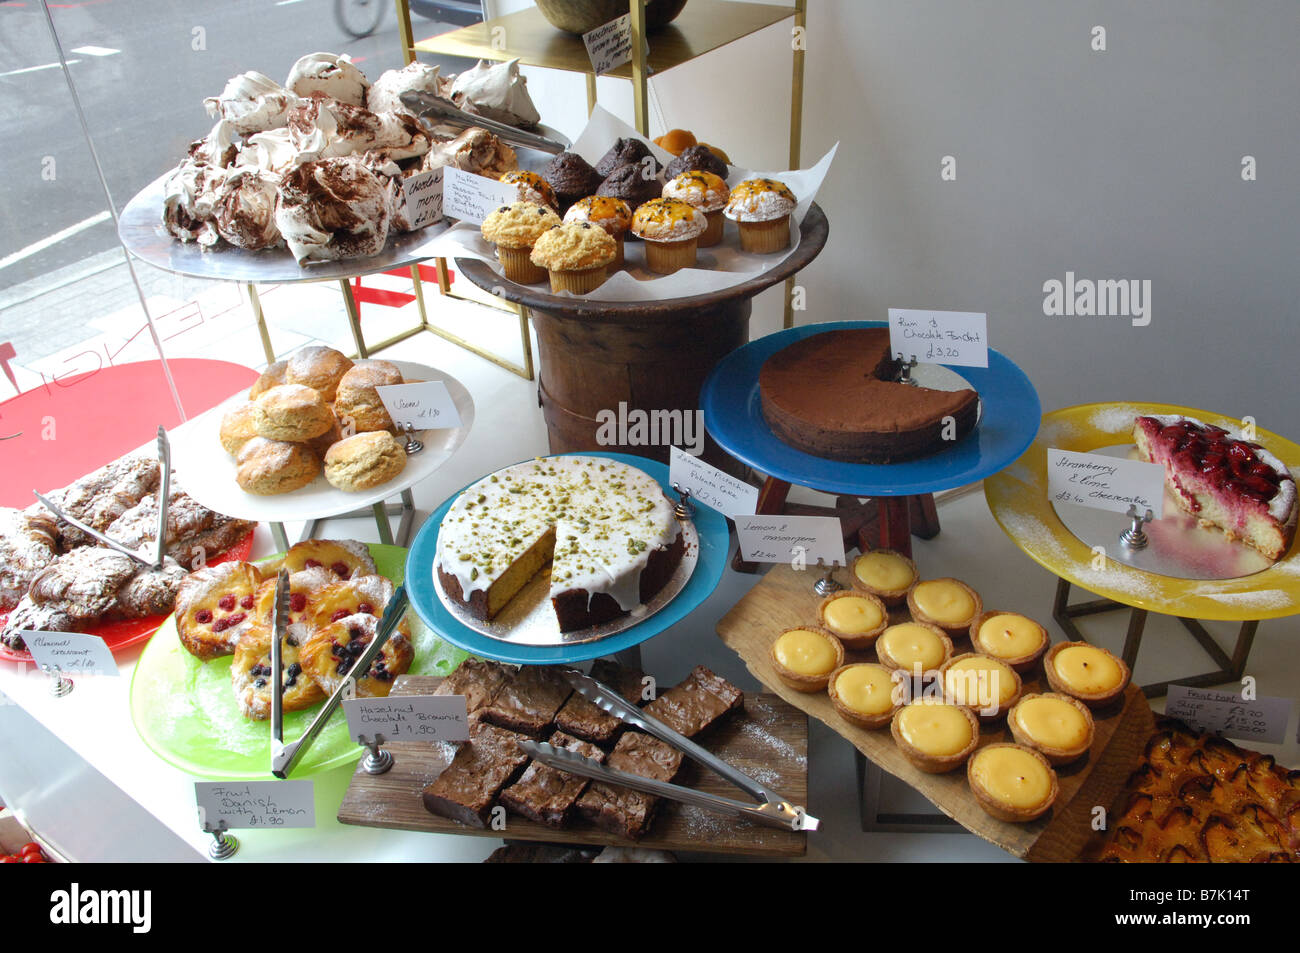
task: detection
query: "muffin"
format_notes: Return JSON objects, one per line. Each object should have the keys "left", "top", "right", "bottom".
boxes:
{"left": 499, "top": 170, "right": 557, "bottom": 210}
{"left": 529, "top": 222, "right": 617, "bottom": 294}
{"left": 563, "top": 196, "right": 632, "bottom": 268}
{"left": 664, "top": 144, "right": 728, "bottom": 181}
{"left": 540, "top": 151, "right": 603, "bottom": 214}
{"left": 333, "top": 359, "right": 404, "bottom": 433}
{"left": 324, "top": 431, "right": 407, "bottom": 492}
{"left": 286, "top": 345, "right": 354, "bottom": 402}
{"left": 630, "top": 198, "right": 708, "bottom": 274}
{"left": 725, "top": 177, "right": 797, "bottom": 253}
{"left": 662, "top": 171, "right": 728, "bottom": 247}
{"left": 595, "top": 137, "right": 660, "bottom": 177}
{"left": 596, "top": 162, "right": 663, "bottom": 213}
{"left": 480, "top": 201, "right": 562, "bottom": 283}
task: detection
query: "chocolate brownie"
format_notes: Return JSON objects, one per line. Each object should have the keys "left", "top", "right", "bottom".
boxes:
{"left": 595, "top": 137, "right": 661, "bottom": 177}
{"left": 477, "top": 664, "right": 572, "bottom": 736}
{"left": 498, "top": 730, "right": 606, "bottom": 827}
{"left": 540, "top": 151, "right": 603, "bottom": 214}
{"left": 421, "top": 720, "right": 530, "bottom": 828}
{"left": 555, "top": 659, "right": 647, "bottom": 745}
{"left": 664, "top": 144, "right": 728, "bottom": 181}
{"left": 433, "top": 657, "right": 512, "bottom": 719}
{"left": 595, "top": 162, "right": 662, "bottom": 211}
{"left": 643, "top": 665, "right": 743, "bottom": 738}
{"left": 575, "top": 731, "right": 684, "bottom": 839}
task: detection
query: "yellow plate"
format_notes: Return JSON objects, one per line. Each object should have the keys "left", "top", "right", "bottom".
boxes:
{"left": 985, "top": 402, "right": 1300, "bottom": 621}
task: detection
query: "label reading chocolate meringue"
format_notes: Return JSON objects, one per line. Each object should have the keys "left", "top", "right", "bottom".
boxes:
{"left": 888, "top": 309, "right": 988, "bottom": 368}
{"left": 375, "top": 381, "right": 463, "bottom": 431}
{"left": 401, "top": 168, "right": 444, "bottom": 229}
{"left": 442, "top": 167, "right": 518, "bottom": 225}
{"left": 583, "top": 15, "right": 633, "bottom": 76}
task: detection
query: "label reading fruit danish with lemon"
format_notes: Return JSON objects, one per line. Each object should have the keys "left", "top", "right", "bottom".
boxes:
{"left": 195, "top": 780, "right": 315, "bottom": 831}
{"left": 1047, "top": 448, "right": 1166, "bottom": 518}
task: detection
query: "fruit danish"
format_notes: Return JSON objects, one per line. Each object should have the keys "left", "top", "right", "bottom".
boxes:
{"left": 303, "top": 572, "right": 395, "bottom": 631}
{"left": 262, "top": 539, "right": 377, "bottom": 581}
{"left": 250, "top": 566, "right": 334, "bottom": 630}
{"left": 174, "top": 561, "right": 264, "bottom": 661}
{"left": 299, "top": 612, "right": 413, "bottom": 697}
{"left": 231, "top": 620, "right": 325, "bottom": 719}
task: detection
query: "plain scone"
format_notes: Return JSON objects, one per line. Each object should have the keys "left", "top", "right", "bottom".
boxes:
{"left": 253, "top": 383, "right": 335, "bottom": 442}
{"left": 324, "top": 431, "right": 406, "bottom": 492}
{"left": 333, "top": 360, "right": 404, "bottom": 433}
{"left": 235, "top": 437, "right": 321, "bottom": 495}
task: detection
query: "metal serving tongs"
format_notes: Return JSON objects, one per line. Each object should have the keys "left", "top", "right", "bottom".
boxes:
{"left": 518, "top": 669, "right": 820, "bottom": 833}
{"left": 270, "top": 577, "right": 409, "bottom": 779}
{"left": 33, "top": 425, "right": 173, "bottom": 570}
{"left": 399, "top": 90, "right": 567, "bottom": 155}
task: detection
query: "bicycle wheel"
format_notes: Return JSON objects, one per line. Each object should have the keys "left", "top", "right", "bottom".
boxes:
{"left": 334, "top": 0, "right": 386, "bottom": 39}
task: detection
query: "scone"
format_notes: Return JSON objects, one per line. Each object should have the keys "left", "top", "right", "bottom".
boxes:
{"left": 219, "top": 402, "right": 260, "bottom": 456}
{"left": 299, "top": 611, "right": 413, "bottom": 698}
{"left": 174, "top": 561, "right": 264, "bottom": 661}
{"left": 630, "top": 198, "right": 707, "bottom": 274}
{"left": 324, "top": 431, "right": 406, "bottom": 492}
{"left": 529, "top": 221, "right": 617, "bottom": 294}
{"left": 231, "top": 620, "right": 325, "bottom": 720}
{"left": 235, "top": 437, "right": 320, "bottom": 495}
{"left": 252, "top": 384, "right": 334, "bottom": 442}
{"left": 286, "top": 345, "right": 354, "bottom": 401}
{"left": 248, "top": 360, "right": 288, "bottom": 400}
{"left": 333, "top": 360, "right": 404, "bottom": 433}
{"left": 480, "top": 201, "right": 562, "bottom": 283}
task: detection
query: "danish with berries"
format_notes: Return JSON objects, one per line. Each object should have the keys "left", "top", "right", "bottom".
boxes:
{"left": 250, "top": 566, "right": 334, "bottom": 631}
{"left": 231, "top": 620, "right": 325, "bottom": 719}
{"left": 299, "top": 611, "right": 413, "bottom": 698}
{"left": 259, "top": 539, "right": 377, "bottom": 581}
{"left": 175, "top": 561, "right": 264, "bottom": 661}
{"left": 303, "top": 572, "right": 395, "bottom": 631}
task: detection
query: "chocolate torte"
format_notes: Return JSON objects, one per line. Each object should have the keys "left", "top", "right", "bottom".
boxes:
{"left": 759, "top": 328, "right": 979, "bottom": 462}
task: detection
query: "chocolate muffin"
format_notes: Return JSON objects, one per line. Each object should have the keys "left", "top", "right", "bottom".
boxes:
{"left": 665, "top": 144, "right": 729, "bottom": 181}
{"left": 595, "top": 137, "right": 661, "bottom": 177}
{"left": 540, "top": 151, "right": 603, "bottom": 214}
{"left": 596, "top": 163, "right": 662, "bottom": 212}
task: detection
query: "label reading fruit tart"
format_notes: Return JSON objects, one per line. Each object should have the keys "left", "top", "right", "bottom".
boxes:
{"left": 1047, "top": 448, "right": 1166, "bottom": 518}
{"left": 1164, "top": 685, "right": 1291, "bottom": 745}
{"left": 343, "top": 694, "right": 470, "bottom": 742}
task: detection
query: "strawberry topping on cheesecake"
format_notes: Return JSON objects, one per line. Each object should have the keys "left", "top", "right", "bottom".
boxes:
{"left": 1132, "top": 415, "right": 1297, "bottom": 560}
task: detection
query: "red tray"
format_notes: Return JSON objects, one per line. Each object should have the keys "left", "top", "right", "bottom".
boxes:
{"left": 0, "top": 529, "right": 256, "bottom": 664}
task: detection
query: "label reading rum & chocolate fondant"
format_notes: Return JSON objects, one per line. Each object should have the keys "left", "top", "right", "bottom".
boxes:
{"left": 888, "top": 309, "right": 989, "bottom": 368}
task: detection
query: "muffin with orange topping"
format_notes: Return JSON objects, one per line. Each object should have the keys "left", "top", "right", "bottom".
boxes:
{"left": 725, "top": 177, "right": 797, "bottom": 253}
{"left": 630, "top": 197, "right": 707, "bottom": 274}
{"left": 563, "top": 196, "right": 632, "bottom": 268}
{"left": 529, "top": 221, "right": 617, "bottom": 294}
{"left": 499, "top": 170, "right": 557, "bottom": 210}
{"left": 480, "top": 201, "right": 562, "bottom": 283}
{"left": 662, "top": 170, "right": 728, "bottom": 247}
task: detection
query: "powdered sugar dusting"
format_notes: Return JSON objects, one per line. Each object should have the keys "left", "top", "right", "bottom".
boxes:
{"left": 1188, "top": 586, "right": 1291, "bottom": 609}
{"left": 738, "top": 718, "right": 806, "bottom": 767}
{"left": 1088, "top": 404, "right": 1150, "bottom": 436}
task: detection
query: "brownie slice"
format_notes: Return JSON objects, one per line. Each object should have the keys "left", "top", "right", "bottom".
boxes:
{"left": 575, "top": 732, "right": 684, "bottom": 839}
{"left": 421, "top": 721, "right": 530, "bottom": 828}
{"left": 554, "top": 659, "right": 647, "bottom": 745}
{"left": 643, "top": 665, "right": 743, "bottom": 738}
{"left": 433, "top": 657, "right": 511, "bottom": 720}
{"left": 498, "top": 730, "right": 607, "bottom": 828}
{"left": 477, "top": 665, "right": 572, "bottom": 736}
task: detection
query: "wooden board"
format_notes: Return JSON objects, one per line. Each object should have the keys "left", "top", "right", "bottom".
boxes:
{"left": 716, "top": 564, "right": 1156, "bottom": 862}
{"left": 337, "top": 675, "right": 809, "bottom": 857}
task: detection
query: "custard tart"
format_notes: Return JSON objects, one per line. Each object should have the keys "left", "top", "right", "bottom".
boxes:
{"left": 890, "top": 701, "right": 980, "bottom": 774}
{"left": 850, "top": 549, "right": 917, "bottom": 606}
{"left": 827, "top": 663, "right": 901, "bottom": 729}
{"left": 969, "top": 610, "right": 1049, "bottom": 673}
{"left": 769, "top": 626, "right": 844, "bottom": 692}
{"left": 1043, "top": 641, "right": 1130, "bottom": 708}
{"left": 1007, "top": 692, "right": 1095, "bottom": 765}
{"left": 967, "top": 743, "right": 1059, "bottom": 823}
{"left": 817, "top": 590, "right": 888, "bottom": 649}
{"left": 940, "top": 653, "right": 1022, "bottom": 721}
{"left": 906, "top": 577, "right": 982, "bottom": 637}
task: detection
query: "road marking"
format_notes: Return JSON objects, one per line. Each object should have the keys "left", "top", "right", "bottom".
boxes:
{"left": 0, "top": 59, "right": 80, "bottom": 78}
{"left": 0, "top": 211, "right": 112, "bottom": 272}
{"left": 275, "top": 0, "right": 307, "bottom": 5}
{"left": 69, "top": 45, "right": 120, "bottom": 56}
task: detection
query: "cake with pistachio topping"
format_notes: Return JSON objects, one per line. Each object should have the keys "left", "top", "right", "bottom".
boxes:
{"left": 435, "top": 456, "right": 684, "bottom": 631}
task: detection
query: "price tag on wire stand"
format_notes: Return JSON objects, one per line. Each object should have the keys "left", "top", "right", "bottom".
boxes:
{"left": 375, "top": 381, "right": 462, "bottom": 431}
{"left": 888, "top": 309, "right": 988, "bottom": 368}
{"left": 1165, "top": 685, "right": 1291, "bottom": 745}
{"left": 343, "top": 694, "right": 470, "bottom": 743}
{"left": 733, "top": 514, "right": 845, "bottom": 568}
{"left": 195, "top": 780, "right": 315, "bottom": 832}
{"left": 668, "top": 446, "right": 758, "bottom": 518}
{"left": 1047, "top": 448, "right": 1165, "bottom": 518}
{"left": 23, "top": 631, "right": 118, "bottom": 677}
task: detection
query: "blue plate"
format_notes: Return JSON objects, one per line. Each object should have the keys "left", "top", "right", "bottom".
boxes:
{"left": 406, "top": 452, "right": 730, "bottom": 665}
{"left": 702, "top": 320, "right": 1041, "bottom": 497}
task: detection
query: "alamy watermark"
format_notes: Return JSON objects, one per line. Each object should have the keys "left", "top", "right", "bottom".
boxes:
{"left": 594, "top": 401, "right": 704, "bottom": 456}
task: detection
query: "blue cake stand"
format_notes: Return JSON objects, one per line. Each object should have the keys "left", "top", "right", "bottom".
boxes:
{"left": 701, "top": 320, "right": 1041, "bottom": 563}
{"left": 406, "top": 452, "right": 729, "bottom": 665}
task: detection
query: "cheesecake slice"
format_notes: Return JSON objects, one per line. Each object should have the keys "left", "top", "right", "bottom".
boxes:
{"left": 1132, "top": 414, "right": 1297, "bottom": 560}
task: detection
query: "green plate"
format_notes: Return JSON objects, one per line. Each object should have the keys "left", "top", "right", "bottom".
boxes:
{"left": 129, "top": 544, "right": 469, "bottom": 780}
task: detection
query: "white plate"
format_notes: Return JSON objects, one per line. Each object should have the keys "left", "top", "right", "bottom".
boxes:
{"left": 170, "top": 360, "right": 474, "bottom": 521}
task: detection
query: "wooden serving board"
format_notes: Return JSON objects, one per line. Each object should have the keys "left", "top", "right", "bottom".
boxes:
{"left": 716, "top": 564, "right": 1156, "bottom": 862}
{"left": 336, "top": 675, "right": 809, "bottom": 857}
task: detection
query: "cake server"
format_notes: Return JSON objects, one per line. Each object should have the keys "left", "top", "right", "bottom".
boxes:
{"left": 519, "top": 739, "right": 819, "bottom": 833}
{"left": 399, "top": 90, "right": 567, "bottom": 155}
{"left": 556, "top": 668, "right": 819, "bottom": 830}
{"left": 271, "top": 584, "right": 408, "bottom": 779}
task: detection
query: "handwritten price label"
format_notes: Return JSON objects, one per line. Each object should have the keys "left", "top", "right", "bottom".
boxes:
{"left": 583, "top": 15, "right": 633, "bottom": 76}
{"left": 23, "top": 631, "right": 118, "bottom": 677}
{"left": 888, "top": 309, "right": 989, "bottom": 368}
{"left": 343, "top": 694, "right": 470, "bottom": 743}
{"left": 375, "top": 380, "right": 462, "bottom": 431}
{"left": 195, "top": 780, "right": 315, "bottom": 832}
{"left": 441, "top": 167, "right": 518, "bottom": 225}
{"left": 733, "top": 514, "right": 845, "bottom": 567}
{"left": 1164, "top": 685, "right": 1291, "bottom": 745}
{"left": 400, "top": 168, "right": 444, "bottom": 229}
{"left": 668, "top": 446, "right": 758, "bottom": 518}
{"left": 1047, "top": 448, "right": 1166, "bottom": 518}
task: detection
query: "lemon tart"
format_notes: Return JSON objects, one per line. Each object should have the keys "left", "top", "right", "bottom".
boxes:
{"left": 967, "top": 743, "right": 1059, "bottom": 823}
{"left": 874, "top": 621, "right": 953, "bottom": 676}
{"left": 1043, "top": 641, "right": 1130, "bottom": 708}
{"left": 969, "top": 610, "right": 1049, "bottom": 673}
{"left": 940, "top": 653, "right": 1022, "bottom": 721}
{"left": 850, "top": 549, "right": 917, "bottom": 606}
{"left": 890, "top": 701, "right": 980, "bottom": 773}
{"left": 828, "top": 663, "right": 901, "bottom": 729}
{"left": 906, "top": 577, "right": 982, "bottom": 637}
{"left": 770, "top": 626, "right": 845, "bottom": 692}
{"left": 1007, "top": 692, "right": 1095, "bottom": 765}
{"left": 817, "top": 590, "right": 888, "bottom": 649}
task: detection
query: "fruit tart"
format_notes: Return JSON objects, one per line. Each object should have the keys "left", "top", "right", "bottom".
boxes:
{"left": 260, "top": 538, "right": 377, "bottom": 581}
